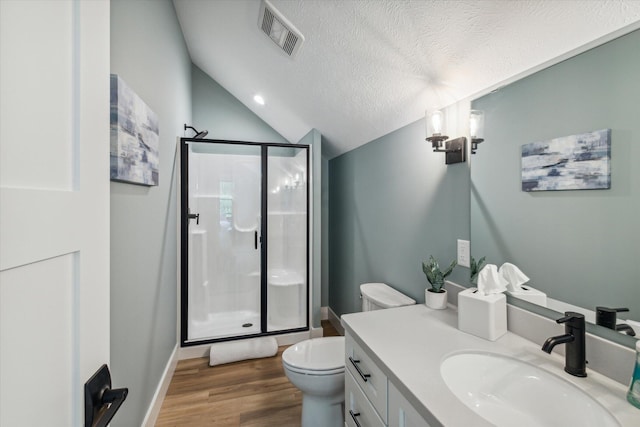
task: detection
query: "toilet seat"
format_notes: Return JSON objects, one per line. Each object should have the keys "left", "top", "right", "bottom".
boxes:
{"left": 282, "top": 362, "right": 344, "bottom": 376}
{"left": 282, "top": 336, "right": 345, "bottom": 375}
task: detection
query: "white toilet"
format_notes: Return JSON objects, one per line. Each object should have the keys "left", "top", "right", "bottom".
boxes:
{"left": 282, "top": 336, "right": 345, "bottom": 427}
{"left": 282, "top": 283, "right": 415, "bottom": 427}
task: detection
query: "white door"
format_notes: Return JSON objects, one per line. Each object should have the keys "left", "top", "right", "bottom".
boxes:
{"left": 0, "top": 1, "right": 110, "bottom": 426}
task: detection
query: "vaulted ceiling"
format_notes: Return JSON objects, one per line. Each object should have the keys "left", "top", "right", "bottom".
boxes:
{"left": 174, "top": 0, "right": 640, "bottom": 158}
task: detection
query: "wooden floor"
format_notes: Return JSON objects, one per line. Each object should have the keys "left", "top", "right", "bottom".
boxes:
{"left": 156, "top": 321, "right": 340, "bottom": 426}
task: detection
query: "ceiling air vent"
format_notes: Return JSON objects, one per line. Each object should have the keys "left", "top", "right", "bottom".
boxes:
{"left": 258, "top": 0, "right": 305, "bottom": 58}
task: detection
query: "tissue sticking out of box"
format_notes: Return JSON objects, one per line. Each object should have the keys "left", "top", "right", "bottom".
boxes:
{"left": 477, "top": 264, "right": 509, "bottom": 296}
{"left": 499, "top": 262, "right": 530, "bottom": 292}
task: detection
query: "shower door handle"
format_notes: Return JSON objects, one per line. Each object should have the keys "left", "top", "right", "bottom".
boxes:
{"left": 349, "top": 410, "right": 363, "bottom": 427}
{"left": 187, "top": 209, "right": 200, "bottom": 225}
{"left": 254, "top": 230, "right": 258, "bottom": 249}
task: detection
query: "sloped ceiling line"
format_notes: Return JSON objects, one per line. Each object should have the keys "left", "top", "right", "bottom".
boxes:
{"left": 174, "top": 0, "right": 640, "bottom": 159}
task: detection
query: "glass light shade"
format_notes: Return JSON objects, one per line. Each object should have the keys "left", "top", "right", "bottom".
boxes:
{"left": 470, "top": 110, "right": 485, "bottom": 140}
{"left": 426, "top": 110, "right": 446, "bottom": 137}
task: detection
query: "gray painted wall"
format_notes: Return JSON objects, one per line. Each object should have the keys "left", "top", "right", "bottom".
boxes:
{"left": 192, "top": 64, "right": 288, "bottom": 143}
{"left": 329, "top": 119, "right": 470, "bottom": 317}
{"left": 110, "top": 1, "right": 191, "bottom": 425}
{"left": 471, "top": 29, "right": 640, "bottom": 320}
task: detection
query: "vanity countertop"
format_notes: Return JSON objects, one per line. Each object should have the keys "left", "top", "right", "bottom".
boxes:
{"left": 341, "top": 304, "right": 640, "bottom": 427}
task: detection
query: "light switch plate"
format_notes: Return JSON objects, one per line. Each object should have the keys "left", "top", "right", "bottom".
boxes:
{"left": 457, "top": 239, "right": 470, "bottom": 267}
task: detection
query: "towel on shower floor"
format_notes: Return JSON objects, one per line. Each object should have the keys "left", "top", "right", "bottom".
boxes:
{"left": 209, "top": 336, "right": 278, "bottom": 366}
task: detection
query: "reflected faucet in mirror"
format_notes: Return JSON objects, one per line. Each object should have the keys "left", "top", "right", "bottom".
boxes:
{"left": 596, "top": 307, "right": 636, "bottom": 337}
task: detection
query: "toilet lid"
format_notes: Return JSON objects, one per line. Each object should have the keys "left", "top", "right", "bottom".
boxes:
{"left": 282, "top": 336, "right": 345, "bottom": 372}
{"left": 360, "top": 282, "right": 416, "bottom": 308}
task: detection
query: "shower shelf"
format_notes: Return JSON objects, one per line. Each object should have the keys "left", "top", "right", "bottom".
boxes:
{"left": 193, "top": 194, "right": 233, "bottom": 199}
{"left": 268, "top": 269, "right": 304, "bottom": 285}
{"left": 268, "top": 211, "right": 306, "bottom": 215}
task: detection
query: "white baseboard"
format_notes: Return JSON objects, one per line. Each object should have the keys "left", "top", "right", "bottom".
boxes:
{"left": 142, "top": 344, "right": 179, "bottom": 427}
{"left": 179, "top": 342, "right": 211, "bottom": 360}
{"left": 310, "top": 326, "right": 324, "bottom": 338}
{"left": 275, "top": 330, "right": 312, "bottom": 346}
{"left": 321, "top": 306, "right": 329, "bottom": 320}
{"left": 328, "top": 307, "right": 344, "bottom": 335}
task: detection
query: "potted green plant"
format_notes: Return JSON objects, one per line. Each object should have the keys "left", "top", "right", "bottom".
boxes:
{"left": 470, "top": 256, "right": 487, "bottom": 286}
{"left": 422, "top": 255, "right": 457, "bottom": 309}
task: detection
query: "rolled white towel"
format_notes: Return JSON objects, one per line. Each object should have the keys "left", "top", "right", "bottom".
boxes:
{"left": 209, "top": 336, "right": 278, "bottom": 367}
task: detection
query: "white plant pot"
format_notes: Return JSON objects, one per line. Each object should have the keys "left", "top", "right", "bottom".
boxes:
{"left": 425, "top": 289, "right": 448, "bottom": 310}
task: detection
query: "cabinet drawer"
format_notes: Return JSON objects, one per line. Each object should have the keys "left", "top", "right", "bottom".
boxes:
{"left": 345, "top": 370, "right": 385, "bottom": 427}
{"left": 345, "top": 332, "right": 388, "bottom": 423}
{"left": 388, "top": 382, "right": 432, "bottom": 427}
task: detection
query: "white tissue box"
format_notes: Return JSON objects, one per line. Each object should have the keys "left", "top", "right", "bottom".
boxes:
{"left": 506, "top": 285, "right": 547, "bottom": 306}
{"left": 458, "top": 287, "right": 507, "bottom": 341}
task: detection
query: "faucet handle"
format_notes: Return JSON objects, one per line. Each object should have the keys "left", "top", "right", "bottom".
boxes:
{"left": 556, "top": 311, "right": 585, "bottom": 329}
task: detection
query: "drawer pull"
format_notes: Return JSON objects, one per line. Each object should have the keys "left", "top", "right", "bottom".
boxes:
{"left": 349, "top": 356, "right": 371, "bottom": 382}
{"left": 349, "top": 410, "right": 363, "bottom": 427}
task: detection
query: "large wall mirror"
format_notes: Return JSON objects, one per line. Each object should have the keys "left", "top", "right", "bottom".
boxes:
{"left": 470, "top": 27, "right": 639, "bottom": 347}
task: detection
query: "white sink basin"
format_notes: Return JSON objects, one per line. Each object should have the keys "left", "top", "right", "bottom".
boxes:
{"left": 440, "top": 351, "right": 620, "bottom": 427}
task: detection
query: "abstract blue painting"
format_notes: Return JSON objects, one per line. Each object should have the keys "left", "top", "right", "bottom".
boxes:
{"left": 110, "top": 74, "right": 159, "bottom": 186}
{"left": 521, "top": 129, "right": 611, "bottom": 192}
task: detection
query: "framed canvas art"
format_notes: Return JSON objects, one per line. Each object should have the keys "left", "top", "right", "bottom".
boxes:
{"left": 110, "top": 74, "right": 159, "bottom": 186}
{"left": 521, "top": 129, "right": 611, "bottom": 192}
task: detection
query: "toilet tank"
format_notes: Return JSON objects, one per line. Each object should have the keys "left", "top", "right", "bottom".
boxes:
{"left": 360, "top": 283, "right": 416, "bottom": 312}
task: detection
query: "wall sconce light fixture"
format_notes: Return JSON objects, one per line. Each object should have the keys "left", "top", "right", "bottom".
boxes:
{"left": 425, "top": 110, "right": 466, "bottom": 164}
{"left": 184, "top": 124, "right": 209, "bottom": 139}
{"left": 470, "top": 110, "right": 485, "bottom": 154}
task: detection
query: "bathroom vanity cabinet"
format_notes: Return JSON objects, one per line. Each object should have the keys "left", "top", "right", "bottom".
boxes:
{"left": 345, "top": 331, "right": 430, "bottom": 427}
{"left": 388, "top": 382, "right": 431, "bottom": 427}
{"left": 342, "top": 304, "right": 640, "bottom": 427}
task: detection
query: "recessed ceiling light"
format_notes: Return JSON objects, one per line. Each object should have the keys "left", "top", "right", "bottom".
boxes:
{"left": 254, "top": 95, "right": 265, "bottom": 105}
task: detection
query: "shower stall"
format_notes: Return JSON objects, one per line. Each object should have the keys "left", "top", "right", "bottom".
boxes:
{"left": 180, "top": 138, "right": 309, "bottom": 346}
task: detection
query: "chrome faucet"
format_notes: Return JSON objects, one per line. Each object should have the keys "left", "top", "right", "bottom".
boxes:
{"left": 542, "top": 311, "right": 587, "bottom": 377}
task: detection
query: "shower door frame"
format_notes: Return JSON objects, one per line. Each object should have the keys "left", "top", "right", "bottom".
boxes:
{"left": 179, "top": 138, "right": 311, "bottom": 347}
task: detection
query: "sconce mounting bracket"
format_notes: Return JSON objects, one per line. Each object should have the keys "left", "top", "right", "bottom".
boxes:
{"left": 445, "top": 137, "right": 467, "bottom": 165}
{"left": 471, "top": 138, "right": 484, "bottom": 154}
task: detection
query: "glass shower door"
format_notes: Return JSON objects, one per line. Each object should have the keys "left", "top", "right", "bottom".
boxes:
{"left": 266, "top": 146, "right": 308, "bottom": 332}
{"left": 185, "top": 141, "right": 262, "bottom": 342}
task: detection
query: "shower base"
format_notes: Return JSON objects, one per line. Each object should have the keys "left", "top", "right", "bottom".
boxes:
{"left": 189, "top": 309, "right": 260, "bottom": 341}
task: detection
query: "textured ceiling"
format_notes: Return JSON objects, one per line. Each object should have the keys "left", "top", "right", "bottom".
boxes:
{"left": 174, "top": 0, "right": 640, "bottom": 158}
